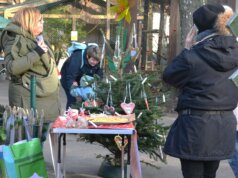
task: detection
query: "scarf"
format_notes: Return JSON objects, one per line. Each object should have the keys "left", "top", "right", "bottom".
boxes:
{"left": 195, "top": 29, "right": 219, "bottom": 45}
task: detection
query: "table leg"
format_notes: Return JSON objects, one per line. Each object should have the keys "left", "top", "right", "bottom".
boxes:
{"left": 49, "top": 132, "right": 56, "bottom": 174}
{"left": 56, "top": 133, "right": 64, "bottom": 178}
{"left": 63, "top": 134, "right": 66, "bottom": 177}
{"left": 127, "top": 135, "right": 131, "bottom": 178}
{"left": 121, "top": 136, "right": 125, "bottom": 178}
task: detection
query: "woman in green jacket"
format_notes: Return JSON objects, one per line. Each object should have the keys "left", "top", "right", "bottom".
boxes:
{"left": 0, "top": 7, "right": 61, "bottom": 122}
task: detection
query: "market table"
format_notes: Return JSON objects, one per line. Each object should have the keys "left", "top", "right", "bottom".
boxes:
{"left": 50, "top": 122, "right": 142, "bottom": 178}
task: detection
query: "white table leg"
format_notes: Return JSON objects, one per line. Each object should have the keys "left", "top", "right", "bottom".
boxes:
{"left": 55, "top": 133, "right": 64, "bottom": 178}
{"left": 127, "top": 165, "right": 130, "bottom": 178}
{"left": 121, "top": 146, "right": 125, "bottom": 178}
{"left": 49, "top": 132, "right": 56, "bottom": 174}
{"left": 56, "top": 163, "right": 61, "bottom": 178}
{"left": 127, "top": 135, "right": 131, "bottom": 178}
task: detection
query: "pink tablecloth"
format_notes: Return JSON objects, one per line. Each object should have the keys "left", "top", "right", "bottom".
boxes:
{"left": 51, "top": 116, "right": 142, "bottom": 178}
{"left": 51, "top": 117, "right": 135, "bottom": 129}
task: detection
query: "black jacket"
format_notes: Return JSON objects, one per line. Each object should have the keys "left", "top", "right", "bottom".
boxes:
{"left": 163, "top": 35, "right": 238, "bottom": 160}
{"left": 60, "top": 49, "right": 103, "bottom": 90}
{"left": 163, "top": 35, "right": 238, "bottom": 111}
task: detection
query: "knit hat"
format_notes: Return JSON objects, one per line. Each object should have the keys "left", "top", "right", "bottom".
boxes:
{"left": 193, "top": 3, "right": 225, "bottom": 33}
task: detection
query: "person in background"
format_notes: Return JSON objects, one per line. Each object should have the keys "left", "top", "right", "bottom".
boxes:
{"left": 60, "top": 45, "right": 103, "bottom": 109}
{"left": 163, "top": 3, "right": 238, "bottom": 178}
{"left": 0, "top": 7, "right": 61, "bottom": 122}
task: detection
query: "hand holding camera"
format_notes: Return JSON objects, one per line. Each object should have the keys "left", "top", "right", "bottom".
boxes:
{"left": 185, "top": 25, "right": 197, "bottom": 49}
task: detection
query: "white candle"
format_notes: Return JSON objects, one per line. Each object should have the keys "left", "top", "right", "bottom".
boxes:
{"left": 162, "top": 94, "right": 166, "bottom": 102}
{"left": 137, "top": 112, "right": 143, "bottom": 119}
{"left": 142, "top": 77, "right": 147, "bottom": 85}
{"left": 134, "top": 65, "right": 137, "bottom": 73}
{"left": 88, "top": 121, "right": 98, "bottom": 128}
{"left": 115, "top": 112, "right": 121, "bottom": 116}
{"left": 110, "top": 75, "right": 117, "bottom": 81}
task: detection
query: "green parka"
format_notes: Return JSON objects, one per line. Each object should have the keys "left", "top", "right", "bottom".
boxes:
{"left": 0, "top": 22, "right": 61, "bottom": 122}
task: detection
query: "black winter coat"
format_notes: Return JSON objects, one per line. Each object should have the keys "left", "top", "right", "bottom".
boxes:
{"left": 163, "top": 35, "right": 238, "bottom": 160}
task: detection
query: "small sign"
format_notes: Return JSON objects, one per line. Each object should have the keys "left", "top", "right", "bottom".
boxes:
{"left": 71, "top": 31, "right": 78, "bottom": 41}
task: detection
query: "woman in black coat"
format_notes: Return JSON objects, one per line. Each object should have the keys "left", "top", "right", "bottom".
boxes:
{"left": 163, "top": 4, "right": 238, "bottom": 178}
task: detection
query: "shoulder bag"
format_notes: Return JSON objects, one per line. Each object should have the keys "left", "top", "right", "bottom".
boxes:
{"left": 22, "top": 57, "right": 59, "bottom": 97}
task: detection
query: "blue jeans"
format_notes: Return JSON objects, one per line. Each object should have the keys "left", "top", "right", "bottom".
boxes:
{"left": 229, "top": 132, "right": 238, "bottom": 178}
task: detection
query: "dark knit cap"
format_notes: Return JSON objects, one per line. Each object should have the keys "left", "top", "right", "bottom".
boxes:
{"left": 193, "top": 3, "right": 225, "bottom": 33}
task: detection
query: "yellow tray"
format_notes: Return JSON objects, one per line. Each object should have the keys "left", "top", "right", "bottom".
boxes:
{"left": 86, "top": 113, "right": 135, "bottom": 124}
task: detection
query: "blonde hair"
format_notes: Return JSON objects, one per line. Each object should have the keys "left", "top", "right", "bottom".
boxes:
{"left": 215, "top": 5, "right": 234, "bottom": 35}
{"left": 12, "top": 7, "right": 42, "bottom": 36}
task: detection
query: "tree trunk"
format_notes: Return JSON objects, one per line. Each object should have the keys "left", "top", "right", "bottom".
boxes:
{"left": 123, "top": 0, "right": 138, "bottom": 73}
{"left": 141, "top": 0, "right": 149, "bottom": 70}
{"left": 157, "top": 0, "right": 165, "bottom": 65}
{"left": 168, "top": 0, "right": 180, "bottom": 62}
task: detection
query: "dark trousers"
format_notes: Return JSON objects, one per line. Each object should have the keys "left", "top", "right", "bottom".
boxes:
{"left": 180, "top": 159, "right": 220, "bottom": 178}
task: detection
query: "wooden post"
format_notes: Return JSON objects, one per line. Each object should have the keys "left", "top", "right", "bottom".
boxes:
{"left": 72, "top": 18, "right": 76, "bottom": 31}
{"left": 106, "top": 0, "right": 110, "bottom": 40}
{"left": 128, "top": 0, "right": 138, "bottom": 29}
{"left": 141, "top": 0, "right": 149, "bottom": 70}
{"left": 127, "top": 0, "right": 138, "bottom": 47}
{"left": 168, "top": 0, "right": 180, "bottom": 63}
{"left": 157, "top": 0, "right": 165, "bottom": 65}
{"left": 236, "top": 0, "right": 238, "bottom": 11}
{"left": 123, "top": 0, "right": 138, "bottom": 73}
{"left": 136, "top": 21, "right": 143, "bottom": 68}
{"left": 71, "top": 2, "right": 77, "bottom": 31}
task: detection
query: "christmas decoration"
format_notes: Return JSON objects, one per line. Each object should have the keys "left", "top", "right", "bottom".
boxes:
{"left": 103, "top": 81, "right": 115, "bottom": 115}
{"left": 72, "top": 2, "right": 170, "bottom": 169}
{"left": 74, "top": 70, "right": 169, "bottom": 167}
{"left": 120, "top": 82, "right": 135, "bottom": 114}
{"left": 114, "top": 135, "right": 128, "bottom": 151}
{"left": 110, "top": 0, "right": 131, "bottom": 23}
